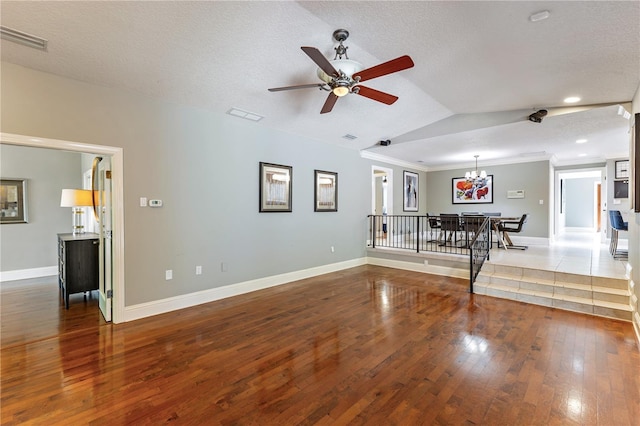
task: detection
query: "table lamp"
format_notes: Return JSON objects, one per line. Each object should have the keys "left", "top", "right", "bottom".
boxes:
{"left": 60, "top": 189, "right": 94, "bottom": 234}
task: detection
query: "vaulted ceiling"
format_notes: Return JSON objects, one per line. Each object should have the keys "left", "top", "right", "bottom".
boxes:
{"left": 1, "top": 1, "right": 638, "bottom": 170}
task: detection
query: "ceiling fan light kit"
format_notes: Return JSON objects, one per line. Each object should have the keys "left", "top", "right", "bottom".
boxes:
{"left": 268, "top": 29, "right": 414, "bottom": 114}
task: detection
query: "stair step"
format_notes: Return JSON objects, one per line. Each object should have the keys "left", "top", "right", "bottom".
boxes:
{"left": 475, "top": 263, "right": 632, "bottom": 322}
{"left": 483, "top": 263, "right": 628, "bottom": 290}
{"left": 478, "top": 283, "right": 632, "bottom": 320}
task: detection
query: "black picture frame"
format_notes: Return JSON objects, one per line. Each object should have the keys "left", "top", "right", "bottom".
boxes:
{"left": 452, "top": 175, "right": 493, "bottom": 204}
{"left": 259, "top": 162, "right": 292, "bottom": 213}
{"left": 615, "top": 160, "right": 629, "bottom": 179}
{"left": 403, "top": 170, "right": 419, "bottom": 212}
{"left": 314, "top": 170, "right": 337, "bottom": 212}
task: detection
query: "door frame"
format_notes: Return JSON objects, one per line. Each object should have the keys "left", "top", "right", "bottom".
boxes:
{"left": 1, "top": 132, "right": 125, "bottom": 323}
{"left": 554, "top": 167, "right": 605, "bottom": 241}
{"left": 371, "top": 165, "right": 394, "bottom": 216}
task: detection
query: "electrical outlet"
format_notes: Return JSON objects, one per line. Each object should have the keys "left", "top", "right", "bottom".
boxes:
{"left": 221, "top": 262, "right": 228, "bottom": 272}
{"left": 331, "top": 246, "right": 335, "bottom": 253}
{"left": 195, "top": 265, "right": 202, "bottom": 275}
{"left": 165, "top": 270, "right": 172, "bottom": 280}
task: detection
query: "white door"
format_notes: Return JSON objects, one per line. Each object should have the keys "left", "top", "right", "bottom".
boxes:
{"left": 92, "top": 156, "right": 112, "bottom": 322}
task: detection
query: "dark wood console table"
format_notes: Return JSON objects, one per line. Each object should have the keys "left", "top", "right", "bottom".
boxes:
{"left": 57, "top": 233, "right": 99, "bottom": 309}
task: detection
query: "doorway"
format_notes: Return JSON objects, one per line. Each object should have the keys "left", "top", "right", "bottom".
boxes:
{"left": 1, "top": 132, "right": 125, "bottom": 323}
{"left": 555, "top": 168, "right": 605, "bottom": 243}
{"left": 371, "top": 165, "right": 393, "bottom": 216}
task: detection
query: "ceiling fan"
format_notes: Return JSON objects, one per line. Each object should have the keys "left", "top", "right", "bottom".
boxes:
{"left": 268, "top": 29, "right": 414, "bottom": 114}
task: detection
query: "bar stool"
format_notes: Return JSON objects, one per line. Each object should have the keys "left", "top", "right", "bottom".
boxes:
{"left": 609, "top": 210, "right": 628, "bottom": 259}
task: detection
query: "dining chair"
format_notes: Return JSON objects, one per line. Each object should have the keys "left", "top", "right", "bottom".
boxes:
{"left": 427, "top": 213, "right": 442, "bottom": 243}
{"left": 497, "top": 214, "right": 528, "bottom": 250}
{"left": 439, "top": 213, "right": 463, "bottom": 246}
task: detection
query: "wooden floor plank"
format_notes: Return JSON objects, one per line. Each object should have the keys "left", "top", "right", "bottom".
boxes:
{"left": 2, "top": 266, "right": 639, "bottom": 424}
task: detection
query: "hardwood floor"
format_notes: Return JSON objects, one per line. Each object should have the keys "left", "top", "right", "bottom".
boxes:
{"left": 2, "top": 266, "right": 639, "bottom": 425}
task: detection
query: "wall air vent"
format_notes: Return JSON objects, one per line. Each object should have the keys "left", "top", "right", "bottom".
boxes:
{"left": 0, "top": 26, "right": 48, "bottom": 51}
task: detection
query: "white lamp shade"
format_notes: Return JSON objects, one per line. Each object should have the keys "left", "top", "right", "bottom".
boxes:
{"left": 60, "top": 189, "right": 94, "bottom": 207}
{"left": 317, "top": 59, "right": 364, "bottom": 83}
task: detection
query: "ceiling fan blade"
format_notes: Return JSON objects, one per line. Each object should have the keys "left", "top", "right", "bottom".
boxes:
{"left": 320, "top": 92, "right": 339, "bottom": 114}
{"left": 354, "top": 55, "right": 414, "bottom": 83}
{"left": 268, "top": 83, "right": 325, "bottom": 92}
{"left": 301, "top": 46, "right": 338, "bottom": 78}
{"left": 355, "top": 85, "right": 398, "bottom": 105}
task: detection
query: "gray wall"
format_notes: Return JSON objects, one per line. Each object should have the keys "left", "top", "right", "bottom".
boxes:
{"left": 630, "top": 87, "right": 640, "bottom": 334}
{"left": 565, "top": 177, "right": 598, "bottom": 227}
{"left": 1, "top": 62, "right": 378, "bottom": 305}
{"left": 425, "top": 161, "right": 550, "bottom": 237}
{"left": 0, "top": 144, "right": 83, "bottom": 271}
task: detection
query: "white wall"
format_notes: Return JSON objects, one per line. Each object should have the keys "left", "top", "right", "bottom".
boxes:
{"left": 564, "top": 177, "right": 598, "bottom": 228}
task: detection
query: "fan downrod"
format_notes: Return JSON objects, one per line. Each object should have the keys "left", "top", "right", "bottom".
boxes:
{"left": 333, "top": 29, "right": 350, "bottom": 60}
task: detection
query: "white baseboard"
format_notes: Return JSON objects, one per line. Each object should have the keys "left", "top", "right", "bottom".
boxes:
{"left": 366, "top": 256, "right": 468, "bottom": 279}
{"left": 0, "top": 266, "right": 57, "bottom": 283}
{"left": 124, "top": 257, "right": 367, "bottom": 322}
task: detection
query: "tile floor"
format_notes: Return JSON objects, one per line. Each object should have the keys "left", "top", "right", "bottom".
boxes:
{"left": 488, "top": 229, "right": 629, "bottom": 280}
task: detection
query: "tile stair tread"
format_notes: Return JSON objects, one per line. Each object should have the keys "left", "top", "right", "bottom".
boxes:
{"left": 483, "top": 284, "right": 631, "bottom": 311}
{"left": 592, "top": 299, "right": 632, "bottom": 311}
{"left": 482, "top": 272, "right": 627, "bottom": 295}
{"left": 592, "top": 286, "right": 630, "bottom": 296}
{"left": 560, "top": 282, "right": 592, "bottom": 291}
{"left": 490, "top": 272, "right": 523, "bottom": 280}
{"left": 525, "top": 278, "right": 556, "bottom": 286}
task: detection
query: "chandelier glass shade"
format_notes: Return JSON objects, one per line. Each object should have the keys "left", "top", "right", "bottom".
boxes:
{"left": 465, "top": 155, "right": 487, "bottom": 181}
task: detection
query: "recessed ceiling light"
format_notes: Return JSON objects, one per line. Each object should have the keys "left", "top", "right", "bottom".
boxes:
{"left": 529, "top": 10, "right": 550, "bottom": 22}
{"left": 578, "top": 153, "right": 587, "bottom": 157}
{"left": 564, "top": 96, "right": 581, "bottom": 104}
{"left": 576, "top": 139, "right": 587, "bottom": 144}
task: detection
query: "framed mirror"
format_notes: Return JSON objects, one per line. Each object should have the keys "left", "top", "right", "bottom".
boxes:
{"left": 1, "top": 178, "right": 28, "bottom": 224}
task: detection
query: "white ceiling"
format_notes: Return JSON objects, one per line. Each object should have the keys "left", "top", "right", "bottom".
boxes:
{"left": 1, "top": 1, "right": 638, "bottom": 170}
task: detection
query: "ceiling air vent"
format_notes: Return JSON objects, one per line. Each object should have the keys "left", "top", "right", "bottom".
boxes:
{"left": 226, "top": 108, "right": 263, "bottom": 122}
{"left": 342, "top": 134, "right": 357, "bottom": 140}
{"left": 0, "top": 26, "right": 48, "bottom": 51}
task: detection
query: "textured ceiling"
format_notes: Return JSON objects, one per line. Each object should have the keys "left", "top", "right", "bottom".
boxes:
{"left": 1, "top": 1, "right": 638, "bottom": 170}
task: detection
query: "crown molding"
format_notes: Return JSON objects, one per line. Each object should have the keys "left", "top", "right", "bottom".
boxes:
{"left": 360, "top": 150, "right": 430, "bottom": 172}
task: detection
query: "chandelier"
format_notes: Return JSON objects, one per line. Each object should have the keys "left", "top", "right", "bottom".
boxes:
{"left": 465, "top": 155, "right": 487, "bottom": 181}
